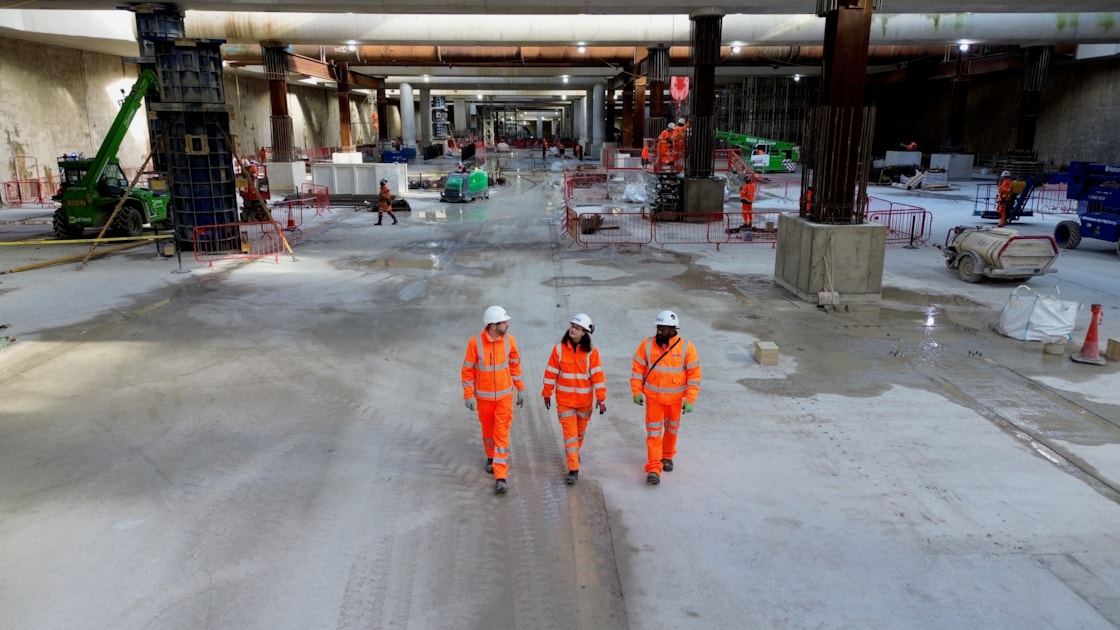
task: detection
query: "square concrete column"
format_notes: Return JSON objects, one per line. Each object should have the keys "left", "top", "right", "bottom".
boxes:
{"left": 773, "top": 214, "right": 887, "bottom": 304}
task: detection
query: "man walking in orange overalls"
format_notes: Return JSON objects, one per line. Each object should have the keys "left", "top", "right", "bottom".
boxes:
{"left": 738, "top": 172, "right": 757, "bottom": 232}
{"left": 542, "top": 313, "right": 607, "bottom": 485}
{"left": 462, "top": 305, "right": 525, "bottom": 494}
{"left": 996, "top": 170, "right": 1014, "bottom": 227}
{"left": 376, "top": 178, "right": 398, "bottom": 225}
{"left": 630, "top": 310, "right": 702, "bottom": 486}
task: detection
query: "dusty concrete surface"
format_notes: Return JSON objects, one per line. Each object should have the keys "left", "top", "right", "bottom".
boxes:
{"left": 2, "top": 156, "right": 1120, "bottom": 629}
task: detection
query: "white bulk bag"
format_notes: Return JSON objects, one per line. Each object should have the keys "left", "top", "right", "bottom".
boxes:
{"left": 996, "top": 285, "right": 1081, "bottom": 342}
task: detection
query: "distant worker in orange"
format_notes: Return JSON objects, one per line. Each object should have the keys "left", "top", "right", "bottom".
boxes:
{"left": 630, "top": 310, "right": 702, "bottom": 486}
{"left": 541, "top": 313, "right": 607, "bottom": 486}
{"left": 996, "top": 170, "right": 1014, "bottom": 227}
{"left": 899, "top": 140, "right": 918, "bottom": 151}
{"left": 462, "top": 305, "right": 526, "bottom": 494}
{"left": 738, "top": 172, "right": 757, "bottom": 232}
{"left": 802, "top": 186, "right": 814, "bottom": 217}
{"left": 641, "top": 141, "right": 650, "bottom": 167}
{"left": 657, "top": 123, "right": 675, "bottom": 166}
{"left": 376, "top": 178, "right": 398, "bottom": 225}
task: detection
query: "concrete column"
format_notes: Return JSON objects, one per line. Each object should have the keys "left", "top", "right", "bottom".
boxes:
{"left": 686, "top": 9, "right": 722, "bottom": 179}
{"left": 537, "top": 116, "right": 543, "bottom": 139}
{"left": 592, "top": 84, "right": 605, "bottom": 150}
{"left": 419, "top": 87, "right": 432, "bottom": 148}
{"left": 262, "top": 43, "right": 295, "bottom": 163}
{"left": 336, "top": 62, "right": 353, "bottom": 151}
{"left": 400, "top": 82, "right": 416, "bottom": 149}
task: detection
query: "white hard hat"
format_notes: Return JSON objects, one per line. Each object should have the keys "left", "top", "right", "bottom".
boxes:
{"left": 380, "top": 178, "right": 388, "bottom": 185}
{"left": 677, "top": 117, "right": 686, "bottom": 125}
{"left": 570, "top": 313, "right": 593, "bottom": 332}
{"left": 667, "top": 122, "right": 676, "bottom": 130}
{"left": 483, "top": 305, "right": 511, "bottom": 325}
{"left": 655, "top": 310, "right": 679, "bottom": 327}
{"left": 1001, "top": 171, "right": 1011, "bottom": 178}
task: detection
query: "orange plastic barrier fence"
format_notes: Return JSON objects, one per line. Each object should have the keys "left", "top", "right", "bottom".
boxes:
{"left": 2, "top": 179, "right": 55, "bottom": 207}
{"left": 191, "top": 220, "right": 287, "bottom": 267}
{"left": 299, "top": 183, "right": 331, "bottom": 216}
{"left": 866, "top": 197, "right": 932, "bottom": 244}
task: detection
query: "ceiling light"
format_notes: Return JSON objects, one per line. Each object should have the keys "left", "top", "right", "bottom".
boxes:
{"left": 477, "top": 94, "right": 483, "bottom": 100}
{"left": 424, "top": 75, "right": 430, "bottom": 82}
{"left": 959, "top": 43, "right": 970, "bottom": 52}
{"left": 793, "top": 74, "right": 801, "bottom": 82}
{"left": 731, "top": 45, "right": 741, "bottom": 54}
{"left": 563, "top": 76, "right": 569, "bottom": 83}
{"left": 577, "top": 45, "right": 586, "bottom": 53}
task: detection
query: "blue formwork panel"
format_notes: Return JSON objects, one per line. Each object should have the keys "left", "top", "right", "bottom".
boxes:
{"left": 164, "top": 111, "right": 238, "bottom": 244}
{"left": 154, "top": 39, "right": 226, "bottom": 104}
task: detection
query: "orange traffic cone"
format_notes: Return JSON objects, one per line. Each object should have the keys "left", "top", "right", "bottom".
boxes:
{"left": 1071, "top": 303, "right": 1107, "bottom": 366}
{"left": 286, "top": 214, "right": 296, "bottom": 230}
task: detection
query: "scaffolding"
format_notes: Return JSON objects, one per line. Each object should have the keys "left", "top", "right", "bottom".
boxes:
{"left": 715, "top": 77, "right": 811, "bottom": 145}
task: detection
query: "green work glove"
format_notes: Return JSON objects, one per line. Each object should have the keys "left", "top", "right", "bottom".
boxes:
{"left": 633, "top": 394, "right": 644, "bottom": 406}
{"left": 682, "top": 401, "right": 694, "bottom": 413}
{"left": 465, "top": 398, "right": 476, "bottom": 412}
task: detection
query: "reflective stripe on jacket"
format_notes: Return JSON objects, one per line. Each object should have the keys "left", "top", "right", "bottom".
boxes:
{"left": 630, "top": 336, "right": 701, "bottom": 405}
{"left": 541, "top": 341, "right": 606, "bottom": 408}
{"left": 462, "top": 332, "right": 524, "bottom": 401}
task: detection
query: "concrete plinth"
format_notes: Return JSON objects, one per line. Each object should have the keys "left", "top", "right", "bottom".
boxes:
{"left": 773, "top": 214, "right": 887, "bottom": 304}
{"left": 311, "top": 162, "right": 408, "bottom": 196}
{"left": 266, "top": 161, "right": 308, "bottom": 195}
{"left": 684, "top": 178, "right": 725, "bottom": 217}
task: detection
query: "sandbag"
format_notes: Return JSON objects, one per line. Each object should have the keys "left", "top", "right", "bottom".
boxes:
{"left": 996, "top": 285, "right": 1081, "bottom": 342}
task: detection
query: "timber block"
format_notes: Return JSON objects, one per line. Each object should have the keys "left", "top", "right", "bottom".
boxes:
{"left": 1105, "top": 338, "right": 1120, "bottom": 362}
{"left": 754, "top": 341, "right": 779, "bottom": 366}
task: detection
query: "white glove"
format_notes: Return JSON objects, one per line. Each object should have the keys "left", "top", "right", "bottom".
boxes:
{"left": 465, "top": 398, "right": 476, "bottom": 411}
{"left": 516, "top": 393, "right": 524, "bottom": 408}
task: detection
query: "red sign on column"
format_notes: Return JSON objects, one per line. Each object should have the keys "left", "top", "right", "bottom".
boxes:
{"left": 670, "top": 76, "right": 690, "bottom": 102}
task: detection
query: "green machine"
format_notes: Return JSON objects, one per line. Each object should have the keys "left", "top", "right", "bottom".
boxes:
{"left": 714, "top": 130, "right": 800, "bottom": 173}
{"left": 52, "top": 69, "right": 171, "bottom": 239}
{"left": 440, "top": 169, "right": 490, "bottom": 203}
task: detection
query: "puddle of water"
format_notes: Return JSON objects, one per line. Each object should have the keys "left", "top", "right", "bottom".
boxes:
{"left": 350, "top": 253, "right": 441, "bottom": 271}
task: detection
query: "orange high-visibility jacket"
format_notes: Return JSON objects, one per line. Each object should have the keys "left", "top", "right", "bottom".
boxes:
{"left": 630, "top": 336, "right": 701, "bottom": 405}
{"left": 672, "top": 123, "right": 689, "bottom": 153}
{"left": 998, "top": 177, "right": 1013, "bottom": 202}
{"left": 739, "top": 181, "right": 757, "bottom": 205}
{"left": 541, "top": 341, "right": 607, "bottom": 408}
{"left": 462, "top": 332, "right": 525, "bottom": 401}
{"left": 379, "top": 183, "right": 391, "bottom": 210}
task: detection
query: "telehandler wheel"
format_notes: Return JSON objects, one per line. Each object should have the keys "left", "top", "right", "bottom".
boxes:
{"left": 113, "top": 203, "right": 145, "bottom": 237}
{"left": 1054, "top": 220, "right": 1082, "bottom": 250}
{"left": 52, "top": 208, "right": 84, "bottom": 239}
{"left": 957, "top": 251, "right": 983, "bottom": 283}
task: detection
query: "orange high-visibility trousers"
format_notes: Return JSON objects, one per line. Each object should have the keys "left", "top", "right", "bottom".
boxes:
{"left": 643, "top": 399, "right": 683, "bottom": 474}
{"left": 740, "top": 202, "right": 754, "bottom": 228}
{"left": 476, "top": 397, "right": 514, "bottom": 479}
{"left": 557, "top": 404, "right": 592, "bottom": 471}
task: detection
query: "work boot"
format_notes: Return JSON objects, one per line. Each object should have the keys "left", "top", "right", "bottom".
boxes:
{"left": 485, "top": 458, "right": 494, "bottom": 473}
{"left": 646, "top": 472, "right": 660, "bottom": 485}
{"left": 392, "top": 219, "right": 398, "bottom": 225}
{"left": 495, "top": 478, "right": 508, "bottom": 494}
{"left": 375, "top": 220, "right": 382, "bottom": 226}
{"left": 565, "top": 470, "right": 579, "bottom": 485}
{"left": 661, "top": 458, "right": 674, "bottom": 472}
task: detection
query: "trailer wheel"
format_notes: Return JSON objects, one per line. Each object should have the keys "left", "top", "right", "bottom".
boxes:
{"left": 957, "top": 251, "right": 983, "bottom": 283}
{"left": 1054, "top": 220, "right": 1081, "bottom": 249}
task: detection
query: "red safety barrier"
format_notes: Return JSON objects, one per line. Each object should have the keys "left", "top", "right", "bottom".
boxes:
{"left": 191, "top": 220, "right": 287, "bottom": 267}
{"left": 866, "top": 196, "right": 933, "bottom": 245}
{"left": 973, "top": 182, "right": 1077, "bottom": 219}
{"left": 566, "top": 208, "right": 791, "bottom": 250}
{"left": 2, "top": 179, "right": 56, "bottom": 206}
{"left": 269, "top": 199, "right": 307, "bottom": 236}
{"left": 299, "top": 183, "right": 331, "bottom": 216}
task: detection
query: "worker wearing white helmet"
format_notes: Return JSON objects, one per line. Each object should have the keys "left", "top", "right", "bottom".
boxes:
{"left": 671, "top": 117, "right": 690, "bottom": 169}
{"left": 541, "top": 313, "right": 608, "bottom": 485}
{"left": 997, "top": 170, "right": 1014, "bottom": 227}
{"left": 462, "top": 305, "right": 525, "bottom": 494}
{"left": 630, "top": 310, "right": 702, "bottom": 485}
{"left": 376, "top": 178, "right": 397, "bottom": 225}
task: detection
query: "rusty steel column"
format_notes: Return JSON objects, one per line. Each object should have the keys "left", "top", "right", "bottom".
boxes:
{"left": 336, "top": 62, "right": 353, "bottom": 151}
{"left": 1015, "top": 45, "right": 1051, "bottom": 153}
{"left": 377, "top": 87, "right": 388, "bottom": 143}
{"left": 804, "top": 0, "right": 875, "bottom": 224}
{"left": 633, "top": 77, "right": 647, "bottom": 147}
{"left": 262, "top": 43, "right": 295, "bottom": 162}
{"left": 943, "top": 45, "right": 970, "bottom": 151}
{"left": 685, "top": 9, "right": 722, "bottom": 179}
{"left": 621, "top": 82, "right": 635, "bottom": 146}
{"left": 646, "top": 45, "right": 670, "bottom": 139}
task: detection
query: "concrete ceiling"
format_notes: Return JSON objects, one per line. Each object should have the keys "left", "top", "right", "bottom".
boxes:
{"left": 2, "top": 2, "right": 1118, "bottom": 111}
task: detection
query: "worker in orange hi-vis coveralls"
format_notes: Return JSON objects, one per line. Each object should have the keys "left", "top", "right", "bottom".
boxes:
{"left": 671, "top": 117, "right": 689, "bottom": 168}
{"left": 657, "top": 123, "right": 675, "bottom": 165}
{"left": 630, "top": 310, "right": 701, "bottom": 486}
{"left": 541, "top": 313, "right": 607, "bottom": 486}
{"left": 462, "top": 305, "right": 525, "bottom": 494}
{"left": 738, "top": 172, "right": 757, "bottom": 232}
{"left": 996, "top": 170, "right": 1014, "bottom": 227}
